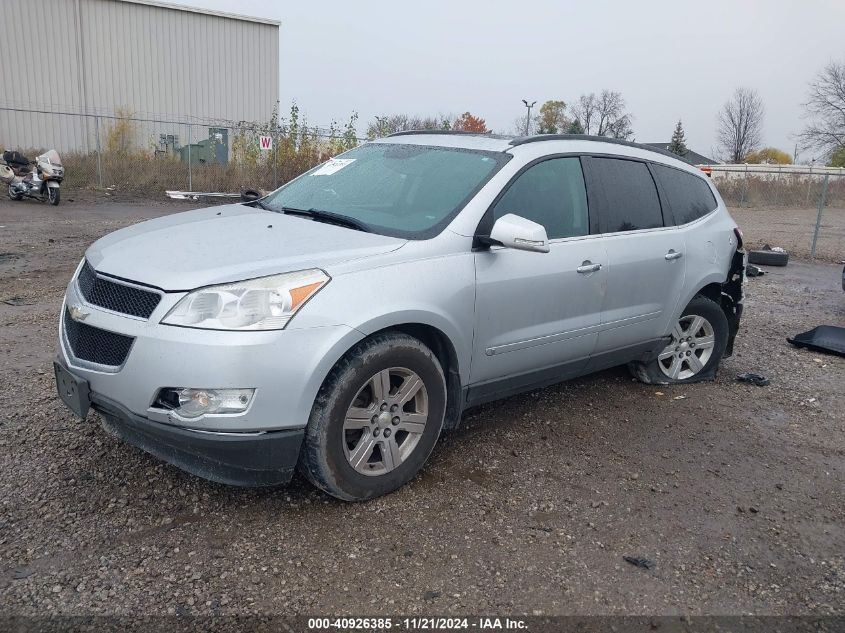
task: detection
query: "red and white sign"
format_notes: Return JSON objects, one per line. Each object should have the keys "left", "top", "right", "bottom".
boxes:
{"left": 259, "top": 135, "right": 273, "bottom": 150}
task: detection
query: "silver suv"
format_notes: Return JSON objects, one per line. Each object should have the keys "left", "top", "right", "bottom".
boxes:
{"left": 55, "top": 133, "right": 745, "bottom": 500}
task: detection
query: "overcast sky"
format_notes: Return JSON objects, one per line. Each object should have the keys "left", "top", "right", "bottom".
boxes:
{"left": 175, "top": 0, "right": 843, "bottom": 161}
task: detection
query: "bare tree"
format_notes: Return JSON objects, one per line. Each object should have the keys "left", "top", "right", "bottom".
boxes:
{"left": 716, "top": 87, "right": 764, "bottom": 163}
{"left": 571, "top": 90, "right": 633, "bottom": 139}
{"left": 798, "top": 60, "right": 845, "bottom": 159}
{"left": 511, "top": 115, "right": 533, "bottom": 136}
{"left": 366, "top": 114, "right": 452, "bottom": 139}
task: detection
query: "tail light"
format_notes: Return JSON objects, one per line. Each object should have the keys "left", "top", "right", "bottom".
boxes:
{"left": 733, "top": 227, "right": 744, "bottom": 249}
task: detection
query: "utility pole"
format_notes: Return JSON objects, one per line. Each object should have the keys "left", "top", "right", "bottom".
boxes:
{"left": 522, "top": 100, "right": 536, "bottom": 136}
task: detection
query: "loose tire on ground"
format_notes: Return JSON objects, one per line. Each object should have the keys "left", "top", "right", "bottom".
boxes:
{"left": 299, "top": 331, "right": 447, "bottom": 501}
{"left": 748, "top": 249, "right": 788, "bottom": 267}
{"left": 629, "top": 295, "right": 729, "bottom": 385}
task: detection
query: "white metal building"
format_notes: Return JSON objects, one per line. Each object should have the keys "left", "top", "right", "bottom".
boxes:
{"left": 0, "top": 0, "right": 280, "bottom": 152}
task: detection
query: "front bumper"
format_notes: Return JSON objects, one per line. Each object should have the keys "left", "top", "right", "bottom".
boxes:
{"left": 58, "top": 278, "right": 362, "bottom": 432}
{"left": 92, "top": 393, "right": 303, "bottom": 486}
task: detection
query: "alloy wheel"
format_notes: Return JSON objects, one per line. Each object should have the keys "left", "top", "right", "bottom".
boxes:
{"left": 342, "top": 367, "right": 429, "bottom": 476}
{"left": 658, "top": 314, "right": 716, "bottom": 380}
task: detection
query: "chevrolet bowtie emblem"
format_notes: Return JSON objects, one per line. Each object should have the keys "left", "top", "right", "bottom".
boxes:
{"left": 68, "top": 304, "right": 89, "bottom": 322}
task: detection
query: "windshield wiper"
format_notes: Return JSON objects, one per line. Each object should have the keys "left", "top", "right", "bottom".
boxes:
{"left": 249, "top": 198, "right": 271, "bottom": 210}
{"left": 280, "top": 207, "right": 370, "bottom": 233}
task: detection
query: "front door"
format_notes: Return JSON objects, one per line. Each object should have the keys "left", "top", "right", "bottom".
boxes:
{"left": 469, "top": 157, "right": 607, "bottom": 402}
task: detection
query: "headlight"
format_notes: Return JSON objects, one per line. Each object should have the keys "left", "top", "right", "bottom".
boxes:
{"left": 162, "top": 269, "right": 329, "bottom": 331}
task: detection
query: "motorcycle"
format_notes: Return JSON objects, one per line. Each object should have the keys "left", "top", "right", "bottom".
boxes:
{"left": 0, "top": 149, "right": 64, "bottom": 206}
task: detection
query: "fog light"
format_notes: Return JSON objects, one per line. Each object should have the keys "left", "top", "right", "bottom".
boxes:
{"left": 157, "top": 388, "right": 255, "bottom": 418}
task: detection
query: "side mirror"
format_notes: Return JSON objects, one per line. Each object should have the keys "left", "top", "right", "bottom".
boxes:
{"left": 488, "top": 213, "right": 550, "bottom": 253}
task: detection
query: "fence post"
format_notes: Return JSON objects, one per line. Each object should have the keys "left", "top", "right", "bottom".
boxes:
{"left": 806, "top": 164, "right": 813, "bottom": 207}
{"left": 94, "top": 115, "right": 103, "bottom": 188}
{"left": 773, "top": 165, "right": 781, "bottom": 207}
{"left": 810, "top": 174, "right": 829, "bottom": 259}
{"left": 740, "top": 163, "right": 749, "bottom": 207}
{"left": 273, "top": 129, "right": 278, "bottom": 189}
{"left": 187, "top": 123, "right": 193, "bottom": 191}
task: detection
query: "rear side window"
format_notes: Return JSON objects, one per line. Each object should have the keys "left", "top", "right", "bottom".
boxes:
{"left": 589, "top": 158, "right": 663, "bottom": 232}
{"left": 491, "top": 157, "right": 588, "bottom": 240}
{"left": 651, "top": 164, "right": 718, "bottom": 225}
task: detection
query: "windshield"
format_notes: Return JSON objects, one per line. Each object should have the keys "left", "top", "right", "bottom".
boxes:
{"left": 262, "top": 143, "right": 508, "bottom": 238}
{"left": 37, "top": 149, "right": 61, "bottom": 166}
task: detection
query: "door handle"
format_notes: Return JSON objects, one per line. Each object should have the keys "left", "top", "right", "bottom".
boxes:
{"left": 576, "top": 261, "right": 602, "bottom": 274}
{"left": 665, "top": 250, "right": 683, "bottom": 261}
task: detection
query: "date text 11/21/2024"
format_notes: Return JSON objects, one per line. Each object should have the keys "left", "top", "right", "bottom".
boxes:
{"left": 306, "top": 617, "right": 528, "bottom": 630}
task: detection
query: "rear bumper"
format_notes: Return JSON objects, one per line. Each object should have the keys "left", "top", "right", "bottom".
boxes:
{"left": 92, "top": 394, "right": 304, "bottom": 486}
{"left": 722, "top": 249, "right": 746, "bottom": 357}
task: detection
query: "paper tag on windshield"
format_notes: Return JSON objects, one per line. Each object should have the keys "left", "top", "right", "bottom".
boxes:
{"left": 311, "top": 158, "right": 355, "bottom": 176}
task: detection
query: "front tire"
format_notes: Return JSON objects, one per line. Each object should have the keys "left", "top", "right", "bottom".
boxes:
{"left": 299, "top": 332, "right": 447, "bottom": 501}
{"left": 630, "top": 295, "right": 729, "bottom": 384}
{"left": 46, "top": 186, "right": 60, "bottom": 206}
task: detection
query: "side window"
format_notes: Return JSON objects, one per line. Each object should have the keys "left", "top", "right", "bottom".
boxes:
{"left": 651, "top": 163, "right": 718, "bottom": 225}
{"left": 491, "top": 157, "right": 588, "bottom": 240}
{"left": 589, "top": 158, "right": 663, "bottom": 232}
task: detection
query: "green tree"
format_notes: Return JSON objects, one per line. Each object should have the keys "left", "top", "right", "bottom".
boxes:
{"left": 536, "top": 100, "right": 568, "bottom": 134}
{"left": 566, "top": 119, "right": 584, "bottom": 134}
{"left": 668, "top": 120, "right": 688, "bottom": 156}
{"left": 828, "top": 146, "right": 845, "bottom": 167}
{"left": 745, "top": 147, "right": 792, "bottom": 164}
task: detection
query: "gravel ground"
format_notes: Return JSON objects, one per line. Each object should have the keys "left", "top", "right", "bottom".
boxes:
{"left": 0, "top": 196, "right": 843, "bottom": 617}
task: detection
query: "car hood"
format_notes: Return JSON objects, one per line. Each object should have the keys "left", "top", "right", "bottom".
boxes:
{"left": 86, "top": 204, "right": 407, "bottom": 290}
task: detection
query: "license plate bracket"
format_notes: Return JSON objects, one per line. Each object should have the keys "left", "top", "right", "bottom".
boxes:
{"left": 54, "top": 362, "right": 91, "bottom": 419}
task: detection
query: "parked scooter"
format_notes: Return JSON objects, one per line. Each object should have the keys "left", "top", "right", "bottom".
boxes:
{"left": 0, "top": 149, "right": 64, "bottom": 206}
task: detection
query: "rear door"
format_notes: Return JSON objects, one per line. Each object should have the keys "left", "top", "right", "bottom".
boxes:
{"left": 470, "top": 157, "right": 606, "bottom": 399}
{"left": 584, "top": 156, "right": 686, "bottom": 360}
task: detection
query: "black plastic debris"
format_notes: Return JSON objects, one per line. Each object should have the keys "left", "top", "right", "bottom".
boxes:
{"left": 736, "top": 372, "right": 770, "bottom": 387}
{"left": 623, "top": 556, "right": 655, "bottom": 570}
{"left": 746, "top": 264, "right": 765, "bottom": 277}
{"left": 788, "top": 325, "right": 845, "bottom": 357}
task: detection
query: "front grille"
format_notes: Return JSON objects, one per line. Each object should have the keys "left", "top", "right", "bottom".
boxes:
{"left": 77, "top": 260, "right": 161, "bottom": 319}
{"left": 63, "top": 308, "right": 135, "bottom": 367}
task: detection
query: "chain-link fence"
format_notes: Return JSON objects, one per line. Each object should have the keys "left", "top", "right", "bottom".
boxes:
{"left": 2, "top": 109, "right": 843, "bottom": 262}
{"left": 706, "top": 164, "right": 845, "bottom": 261}
{"left": 0, "top": 107, "right": 365, "bottom": 197}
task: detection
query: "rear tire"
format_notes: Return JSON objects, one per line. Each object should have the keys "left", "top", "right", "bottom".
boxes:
{"left": 299, "top": 332, "right": 447, "bottom": 501}
{"left": 629, "top": 295, "right": 729, "bottom": 384}
{"left": 8, "top": 185, "right": 22, "bottom": 201}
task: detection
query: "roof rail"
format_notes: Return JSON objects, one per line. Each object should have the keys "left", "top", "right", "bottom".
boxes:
{"left": 386, "top": 130, "right": 513, "bottom": 140}
{"left": 509, "top": 134, "right": 680, "bottom": 160}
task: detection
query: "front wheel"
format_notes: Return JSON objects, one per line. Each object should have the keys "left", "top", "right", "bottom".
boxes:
{"left": 299, "top": 332, "right": 447, "bottom": 501}
{"left": 629, "top": 295, "right": 729, "bottom": 384}
{"left": 46, "top": 185, "right": 60, "bottom": 206}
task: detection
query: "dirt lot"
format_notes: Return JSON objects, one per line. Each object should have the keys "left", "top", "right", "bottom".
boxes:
{"left": 732, "top": 205, "right": 844, "bottom": 262}
{"left": 1, "top": 196, "right": 843, "bottom": 617}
